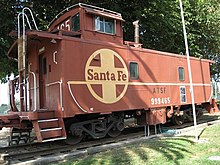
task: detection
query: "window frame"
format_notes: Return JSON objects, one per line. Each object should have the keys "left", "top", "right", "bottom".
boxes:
{"left": 94, "top": 15, "right": 115, "bottom": 35}
{"left": 129, "top": 62, "right": 139, "bottom": 80}
{"left": 72, "top": 13, "right": 80, "bottom": 31}
{"left": 178, "top": 67, "right": 185, "bottom": 81}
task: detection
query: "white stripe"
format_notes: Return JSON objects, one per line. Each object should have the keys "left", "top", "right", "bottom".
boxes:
{"left": 67, "top": 83, "right": 88, "bottom": 113}
{"left": 127, "top": 82, "right": 211, "bottom": 86}
{"left": 38, "top": 118, "right": 58, "bottom": 123}
{"left": 40, "top": 127, "right": 62, "bottom": 132}
{"left": 67, "top": 81, "right": 211, "bottom": 87}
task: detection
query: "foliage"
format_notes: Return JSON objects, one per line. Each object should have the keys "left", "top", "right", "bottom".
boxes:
{"left": 0, "top": 0, "right": 18, "bottom": 83}
{"left": 0, "top": 101, "right": 20, "bottom": 114}
{"left": 184, "top": 0, "right": 220, "bottom": 78}
{"left": 0, "top": 104, "right": 10, "bottom": 114}
{"left": 0, "top": 0, "right": 219, "bottom": 81}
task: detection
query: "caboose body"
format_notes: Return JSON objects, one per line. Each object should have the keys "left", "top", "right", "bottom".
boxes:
{"left": 0, "top": 3, "right": 217, "bottom": 144}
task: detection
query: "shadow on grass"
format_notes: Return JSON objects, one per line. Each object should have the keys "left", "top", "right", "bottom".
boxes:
{"left": 199, "top": 113, "right": 220, "bottom": 122}
{"left": 72, "top": 137, "right": 195, "bottom": 165}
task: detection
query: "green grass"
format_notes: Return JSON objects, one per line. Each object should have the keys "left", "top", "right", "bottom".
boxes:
{"left": 59, "top": 124, "right": 220, "bottom": 165}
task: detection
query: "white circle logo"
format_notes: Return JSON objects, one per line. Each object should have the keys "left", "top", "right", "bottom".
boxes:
{"left": 85, "top": 49, "right": 128, "bottom": 104}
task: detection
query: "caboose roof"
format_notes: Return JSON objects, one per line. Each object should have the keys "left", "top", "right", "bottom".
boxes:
{"left": 7, "top": 30, "right": 214, "bottom": 64}
{"left": 8, "top": 30, "right": 63, "bottom": 58}
{"left": 48, "top": 3, "right": 124, "bottom": 28}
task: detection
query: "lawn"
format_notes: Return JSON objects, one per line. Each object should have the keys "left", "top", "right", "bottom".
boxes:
{"left": 59, "top": 124, "right": 220, "bottom": 165}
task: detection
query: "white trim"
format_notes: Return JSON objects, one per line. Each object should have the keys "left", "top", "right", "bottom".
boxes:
{"left": 38, "top": 118, "right": 58, "bottom": 123}
{"left": 67, "top": 80, "right": 211, "bottom": 87}
{"left": 127, "top": 82, "right": 211, "bottom": 86}
{"left": 67, "top": 83, "right": 88, "bottom": 113}
{"left": 42, "top": 137, "right": 66, "bottom": 142}
{"left": 53, "top": 51, "right": 58, "bottom": 64}
{"left": 19, "top": 116, "right": 29, "bottom": 119}
{"left": 207, "top": 85, "right": 213, "bottom": 102}
{"left": 29, "top": 63, "right": 37, "bottom": 111}
{"left": 67, "top": 81, "right": 212, "bottom": 104}
{"left": 46, "top": 80, "right": 64, "bottom": 111}
{"left": 40, "top": 127, "right": 62, "bottom": 132}
{"left": 46, "top": 81, "right": 61, "bottom": 87}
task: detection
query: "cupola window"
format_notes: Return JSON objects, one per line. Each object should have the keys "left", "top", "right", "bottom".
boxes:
{"left": 95, "top": 16, "right": 115, "bottom": 34}
{"left": 72, "top": 13, "right": 80, "bottom": 31}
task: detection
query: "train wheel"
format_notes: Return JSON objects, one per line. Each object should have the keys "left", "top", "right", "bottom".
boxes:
{"left": 107, "top": 127, "right": 121, "bottom": 138}
{"left": 65, "top": 134, "right": 83, "bottom": 145}
{"left": 172, "top": 115, "right": 184, "bottom": 125}
{"left": 196, "top": 108, "right": 203, "bottom": 119}
{"left": 107, "top": 121, "right": 124, "bottom": 138}
{"left": 65, "top": 124, "right": 83, "bottom": 145}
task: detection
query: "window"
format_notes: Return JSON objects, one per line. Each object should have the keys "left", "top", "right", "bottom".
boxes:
{"left": 180, "top": 86, "right": 186, "bottom": 103}
{"left": 95, "top": 16, "right": 115, "bottom": 34}
{"left": 72, "top": 13, "right": 80, "bottom": 31}
{"left": 130, "top": 62, "right": 139, "bottom": 79}
{"left": 178, "top": 67, "right": 185, "bottom": 81}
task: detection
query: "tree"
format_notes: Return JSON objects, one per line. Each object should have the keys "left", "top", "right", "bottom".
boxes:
{"left": 0, "top": 104, "right": 10, "bottom": 114}
{"left": 0, "top": 0, "right": 18, "bottom": 82}
{"left": 0, "top": 0, "right": 219, "bottom": 81}
{"left": 183, "top": 0, "right": 220, "bottom": 79}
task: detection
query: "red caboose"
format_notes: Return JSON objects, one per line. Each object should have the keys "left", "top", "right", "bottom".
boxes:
{"left": 0, "top": 3, "right": 217, "bottom": 144}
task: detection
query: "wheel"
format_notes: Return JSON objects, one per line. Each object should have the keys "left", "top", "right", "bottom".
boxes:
{"left": 196, "top": 108, "right": 203, "bottom": 119}
{"left": 172, "top": 115, "right": 184, "bottom": 125}
{"left": 107, "top": 119, "right": 124, "bottom": 138}
{"left": 184, "top": 110, "right": 193, "bottom": 122}
{"left": 64, "top": 124, "right": 83, "bottom": 145}
{"left": 107, "top": 127, "right": 121, "bottom": 138}
{"left": 65, "top": 134, "right": 83, "bottom": 145}
{"left": 107, "top": 122, "right": 124, "bottom": 138}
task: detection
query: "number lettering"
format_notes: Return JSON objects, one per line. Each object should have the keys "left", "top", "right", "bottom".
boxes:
{"left": 65, "top": 19, "right": 70, "bottom": 31}
{"left": 151, "top": 98, "right": 155, "bottom": 105}
{"left": 150, "top": 97, "right": 171, "bottom": 105}
{"left": 56, "top": 19, "right": 71, "bottom": 31}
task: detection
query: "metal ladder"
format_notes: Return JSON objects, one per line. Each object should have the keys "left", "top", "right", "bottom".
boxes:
{"left": 17, "top": 7, "right": 38, "bottom": 111}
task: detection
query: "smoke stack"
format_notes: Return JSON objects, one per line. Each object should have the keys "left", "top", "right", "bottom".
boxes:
{"left": 133, "top": 20, "right": 139, "bottom": 44}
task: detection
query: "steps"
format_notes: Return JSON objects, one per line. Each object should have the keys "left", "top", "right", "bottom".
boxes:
{"left": 32, "top": 110, "right": 66, "bottom": 142}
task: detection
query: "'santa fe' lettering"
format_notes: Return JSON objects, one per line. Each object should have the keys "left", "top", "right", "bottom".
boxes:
{"left": 87, "top": 69, "right": 127, "bottom": 81}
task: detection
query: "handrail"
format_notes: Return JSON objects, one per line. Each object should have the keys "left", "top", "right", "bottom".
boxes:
{"left": 18, "top": 13, "right": 31, "bottom": 38}
{"left": 22, "top": 7, "right": 38, "bottom": 31}
{"left": 53, "top": 51, "right": 58, "bottom": 64}
{"left": 46, "top": 80, "right": 64, "bottom": 111}
{"left": 17, "top": 7, "right": 38, "bottom": 112}
{"left": 29, "top": 63, "right": 37, "bottom": 111}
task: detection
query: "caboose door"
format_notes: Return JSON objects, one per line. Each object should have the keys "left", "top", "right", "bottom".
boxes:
{"left": 39, "top": 54, "right": 47, "bottom": 108}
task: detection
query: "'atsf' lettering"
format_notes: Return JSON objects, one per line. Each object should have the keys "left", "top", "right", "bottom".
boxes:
{"left": 153, "top": 87, "right": 166, "bottom": 94}
{"left": 87, "top": 69, "right": 127, "bottom": 81}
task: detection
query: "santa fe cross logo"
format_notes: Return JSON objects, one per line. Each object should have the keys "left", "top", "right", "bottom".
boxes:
{"left": 85, "top": 49, "right": 128, "bottom": 103}
{"left": 68, "top": 49, "right": 128, "bottom": 104}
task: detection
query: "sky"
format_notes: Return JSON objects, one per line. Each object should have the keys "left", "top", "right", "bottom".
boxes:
{"left": 0, "top": 82, "right": 20, "bottom": 105}
{"left": 0, "top": 83, "right": 10, "bottom": 105}
{"left": 0, "top": 75, "right": 19, "bottom": 105}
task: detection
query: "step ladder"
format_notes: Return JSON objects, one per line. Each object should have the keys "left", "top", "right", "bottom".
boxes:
{"left": 18, "top": 7, "right": 38, "bottom": 112}
{"left": 32, "top": 110, "right": 66, "bottom": 142}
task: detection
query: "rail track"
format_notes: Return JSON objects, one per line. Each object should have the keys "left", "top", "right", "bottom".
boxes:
{"left": 0, "top": 112, "right": 219, "bottom": 165}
